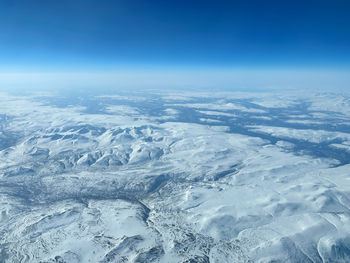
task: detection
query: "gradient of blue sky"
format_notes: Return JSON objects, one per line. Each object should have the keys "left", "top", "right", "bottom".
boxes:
{"left": 1, "top": 0, "right": 350, "bottom": 70}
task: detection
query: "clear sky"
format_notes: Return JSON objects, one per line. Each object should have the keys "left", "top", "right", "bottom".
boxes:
{"left": 1, "top": 0, "right": 350, "bottom": 69}
{"left": 0, "top": 0, "right": 349, "bottom": 91}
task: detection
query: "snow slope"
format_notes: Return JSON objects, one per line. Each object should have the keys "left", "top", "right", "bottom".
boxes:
{"left": 1, "top": 91, "right": 350, "bottom": 262}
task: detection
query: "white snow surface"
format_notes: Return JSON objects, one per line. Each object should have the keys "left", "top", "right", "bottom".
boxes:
{"left": 0, "top": 91, "right": 350, "bottom": 262}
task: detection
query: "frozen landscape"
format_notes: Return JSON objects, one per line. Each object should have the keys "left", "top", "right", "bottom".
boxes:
{"left": 1, "top": 90, "right": 350, "bottom": 262}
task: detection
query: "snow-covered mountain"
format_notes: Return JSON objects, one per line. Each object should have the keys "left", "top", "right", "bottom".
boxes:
{"left": 1, "top": 90, "right": 350, "bottom": 262}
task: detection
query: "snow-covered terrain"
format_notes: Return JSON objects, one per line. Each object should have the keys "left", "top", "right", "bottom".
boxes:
{"left": 1, "top": 90, "right": 350, "bottom": 262}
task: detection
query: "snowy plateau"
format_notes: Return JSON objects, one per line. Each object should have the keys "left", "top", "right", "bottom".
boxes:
{"left": 1, "top": 90, "right": 350, "bottom": 263}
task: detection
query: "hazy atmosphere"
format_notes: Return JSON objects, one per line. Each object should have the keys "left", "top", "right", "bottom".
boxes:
{"left": 1, "top": 0, "right": 350, "bottom": 91}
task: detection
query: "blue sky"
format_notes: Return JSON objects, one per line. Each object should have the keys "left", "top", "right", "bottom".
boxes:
{"left": 0, "top": 1, "right": 349, "bottom": 91}
{"left": 1, "top": 0, "right": 350, "bottom": 70}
